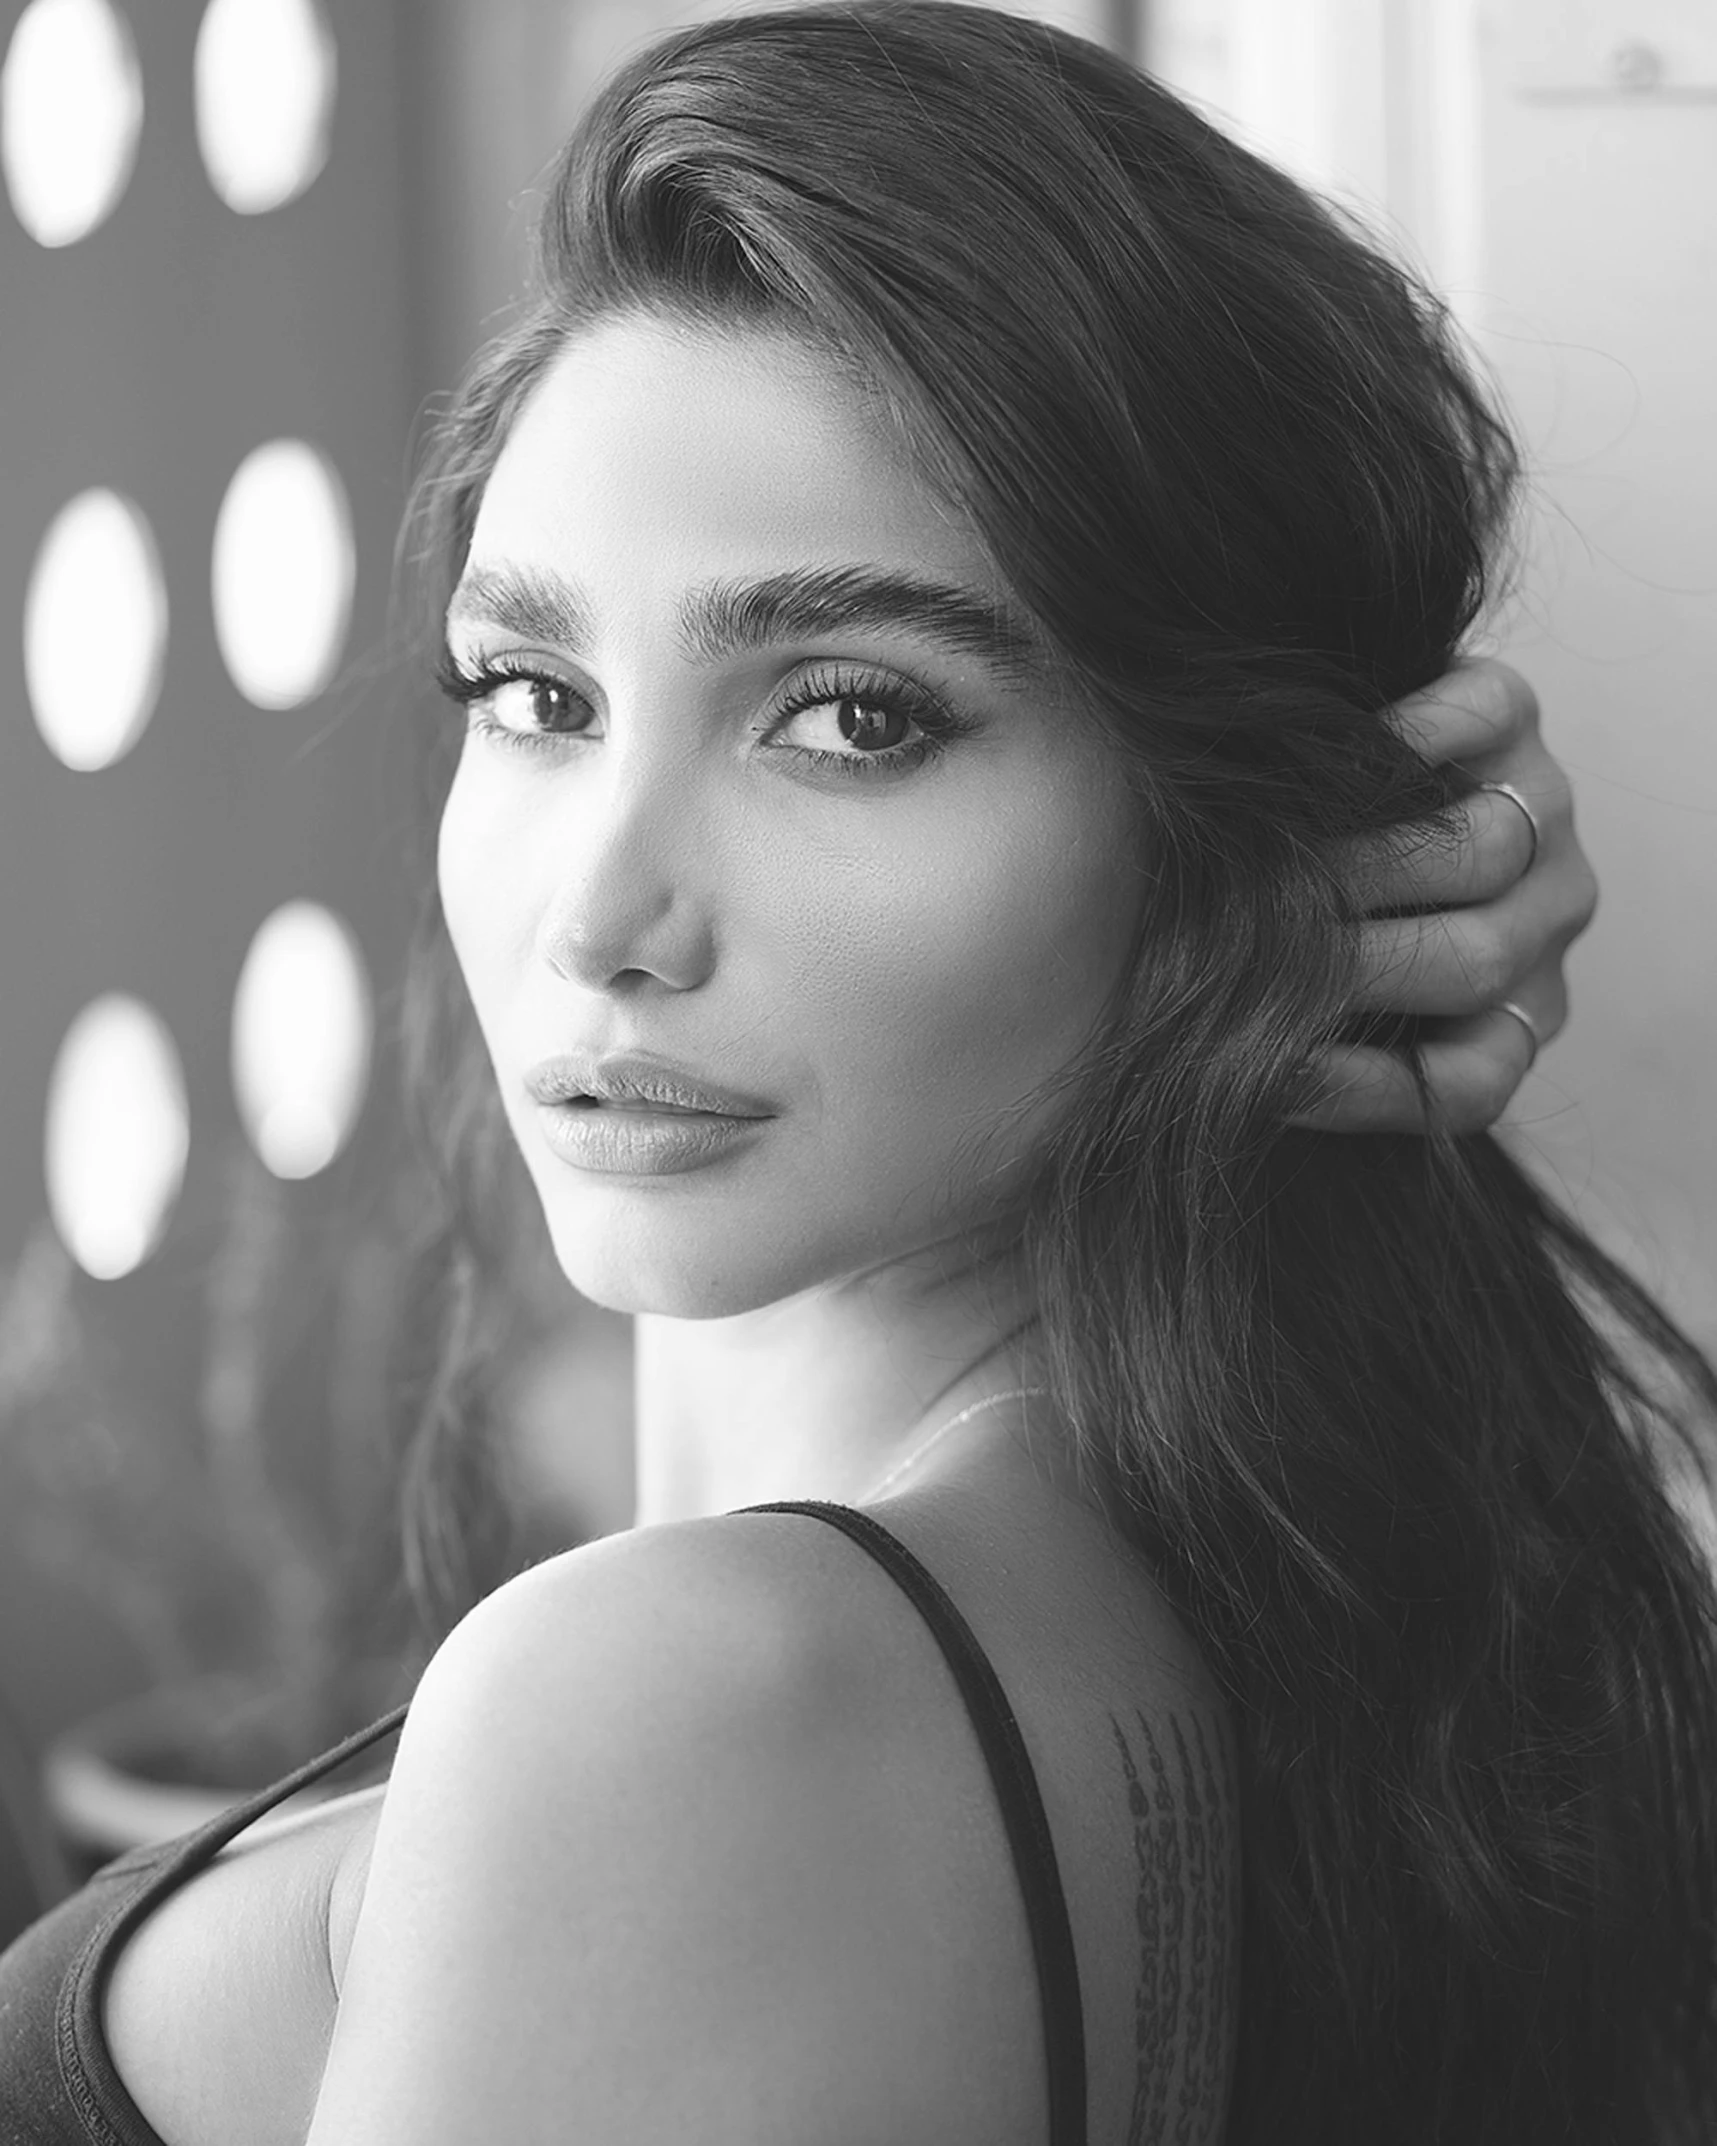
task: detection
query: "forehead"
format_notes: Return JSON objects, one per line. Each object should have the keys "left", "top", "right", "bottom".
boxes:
{"left": 470, "top": 314, "right": 1005, "bottom": 600}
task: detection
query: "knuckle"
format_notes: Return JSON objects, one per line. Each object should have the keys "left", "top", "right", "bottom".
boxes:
{"left": 1550, "top": 980, "right": 1570, "bottom": 1042}
{"left": 1471, "top": 1054, "right": 1521, "bottom": 1128}
{"left": 1430, "top": 1066, "right": 1498, "bottom": 1136}
{"left": 1432, "top": 1039, "right": 1520, "bottom": 1133}
{"left": 1540, "top": 753, "right": 1576, "bottom": 827}
{"left": 1472, "top": 657, "right": 1540, "bottom": 751}
{"left": 1497, "top": 658, "right": 1543, "bottom": 738}
{"left": 1549, "top": 867, "right": 1600, "bottom": 953}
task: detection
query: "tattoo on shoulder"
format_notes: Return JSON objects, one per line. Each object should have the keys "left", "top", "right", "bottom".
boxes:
{"left": 1107, "top": 1706, "right": 1242, "bottom": 2146}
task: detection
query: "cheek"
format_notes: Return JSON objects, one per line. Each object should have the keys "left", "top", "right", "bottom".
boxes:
{"left": 771, "top": 783, "right": 1141, "bottom": 1159}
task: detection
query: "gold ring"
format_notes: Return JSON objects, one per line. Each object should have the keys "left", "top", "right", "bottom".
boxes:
{"left": 1478, "top": 780, "right": 1541, "bottom": 875}
{"left": 1496, "top": 999, "right": 1542, "bottom": 1071}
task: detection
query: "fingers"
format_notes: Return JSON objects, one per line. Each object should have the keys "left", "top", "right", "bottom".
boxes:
{"left": 1284, "top": 1002, "right": 1550, "bottom": 1136}
{"left": 1345, "top": 664, "right": 1574, "bottom": 918}
{"left": 1379, "top": 654, "right": 1541, "bottom": 766}
{"left": 1334, "top": 784, "right": 1539, "bottom": 914}
{"left": 1350, "top": 834, "right": 1595, "bottom": 1019}
{"left": 1353, "top": 888, "right": 1531, "bottom": 1020}
{"left": 1302, "top": 653, "right": 1600, "bottom": 1139}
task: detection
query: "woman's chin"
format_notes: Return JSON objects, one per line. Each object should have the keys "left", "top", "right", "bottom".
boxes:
{"left": 543, "top": 1213, "right": 827, "bottom": 1321}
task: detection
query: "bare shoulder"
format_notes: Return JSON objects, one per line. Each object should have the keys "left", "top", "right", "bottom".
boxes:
{"left": 359, "top": 1504, "right": 1243, "bottom": 2146}
{"left": 99, "top": 1523, "right": 814, "bottom": 2146}
{"left": 333, "top": 1520, "right": 810, "bottom": 1949}
{"left": 373, "top": 1513, "right": 862, "bottom": 1817}
{"left": 309, "top": 1515, "right": 974, "bottom": 2144}
{"left": 420, "top": 1507, "right": 837, "bottom": 1702}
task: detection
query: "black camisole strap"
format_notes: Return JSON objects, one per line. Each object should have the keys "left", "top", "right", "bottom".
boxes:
{"left": 735, "top": 1498, "right": 1088, "bottom": 2146}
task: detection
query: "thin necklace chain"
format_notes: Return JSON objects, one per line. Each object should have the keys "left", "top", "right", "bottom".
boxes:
{"left": 861, "top": 1385, "right": 1049, "bottom": 1503}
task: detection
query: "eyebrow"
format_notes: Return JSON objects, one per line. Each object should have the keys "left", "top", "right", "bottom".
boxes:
{"left": 445, "top": 560, "right": 1049, "bottom": 688}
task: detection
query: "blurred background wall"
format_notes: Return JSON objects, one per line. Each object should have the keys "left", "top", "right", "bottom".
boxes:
{"left": 0, "top": 0, "right": 424, "bottom": 1765}
{"left": 0, "top": 0, "right": 1711, "bottom": 1918}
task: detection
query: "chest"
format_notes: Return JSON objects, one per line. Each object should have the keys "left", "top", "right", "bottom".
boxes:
{"left": 100, "top": 1785, "right": 383, "bottom": 2146}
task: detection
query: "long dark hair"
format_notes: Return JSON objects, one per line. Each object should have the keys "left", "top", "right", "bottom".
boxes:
{"left": 384, "top": 5, "right": 1717, "bottom": 2137}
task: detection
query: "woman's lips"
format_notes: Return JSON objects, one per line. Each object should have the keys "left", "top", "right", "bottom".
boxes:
{"left": 564, "top": 1098, "right": 710, "bottom": 1113}
{"left": 535, "top": 1098, "right": 767, "bottom": 1176}
{"left": 523, "top": 1050, "right": 776, "bottom": 1118}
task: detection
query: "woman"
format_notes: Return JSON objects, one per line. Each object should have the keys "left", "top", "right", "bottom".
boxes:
{"left": 0, "top": 3, "right": 1702, "bottom": 2141}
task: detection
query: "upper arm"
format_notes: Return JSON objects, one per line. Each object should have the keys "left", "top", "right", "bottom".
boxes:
{"left": 303, "top": 1527, "right": 937, "bottom": 2146}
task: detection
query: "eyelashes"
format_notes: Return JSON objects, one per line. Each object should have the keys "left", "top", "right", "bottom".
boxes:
{"left": 431, "top": 646, "right": 977, "bottom": 781}
{"left": 432, "top": 649, "right": 591, "bottom": 753}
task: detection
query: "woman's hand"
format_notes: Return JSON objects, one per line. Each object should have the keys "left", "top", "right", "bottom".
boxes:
{"left": 1288, "top": 658, "right": 1600, "bottom": 1134}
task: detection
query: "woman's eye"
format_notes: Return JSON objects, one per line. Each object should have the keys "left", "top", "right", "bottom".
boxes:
{"left": 776, "top": 691, "right": 922, "bottom": 757}
{"left": 767, "top": 667, "right": 966, "bottom": 778}
{"left": 433, "top": 650, "right": 594, "bottom": 755}
{"left": 484, "top": 674, "right": 591, "bottom": 738}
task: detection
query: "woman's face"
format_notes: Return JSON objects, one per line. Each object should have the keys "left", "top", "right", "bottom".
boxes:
{"left": 438, "top": 313, "right": 1144, "bottom": 1317}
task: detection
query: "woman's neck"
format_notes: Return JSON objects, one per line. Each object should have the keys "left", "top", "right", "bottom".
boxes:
{"left": 630, "top": 1236, "right": 1048, "bottom": 1525}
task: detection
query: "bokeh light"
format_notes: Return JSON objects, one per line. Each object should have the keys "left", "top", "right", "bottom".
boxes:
{"left": 211, "top": 438, "right": 354, "bottom": 709}
{"left": 1, "top": 0, "right": 144, "bottom": 248}
{"left": 194, "top": 0, "right": 336, "bottom": 215}
{"left": 231, "top": 901, "right": 371, "bottom": 1179}
{"left": 45, "top": 995, "right": 190, "bottom": 1281}
{"left": 25, "top": 489, "right": 168, "bottom": 771}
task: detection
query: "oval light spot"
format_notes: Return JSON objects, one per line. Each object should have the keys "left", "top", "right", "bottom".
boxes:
{"left": 193, "top": 0, "right": 335, "bottom": 216}
{"left": 231, "top": 901, "right": 371, "bottom": 1180}
{"left": 25, "top": 490, "right": 168, "bottom": 771}
{"left": 1, "top": 0, "right": 144, "bottom": 248}
{"left": 211, "top": 439, "right": 354, "bottom": 709}
{"left": 45, "top": 995, "right": 189, "bottom": 1281}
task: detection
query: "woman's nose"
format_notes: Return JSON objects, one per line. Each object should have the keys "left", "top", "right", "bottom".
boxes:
{"left": 534, "top": 758, "right": 717, "bottom": 997}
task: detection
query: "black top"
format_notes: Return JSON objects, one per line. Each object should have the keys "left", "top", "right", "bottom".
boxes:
{"left": 0, "top": 1500, "right": 1087, "bottom": 2145}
